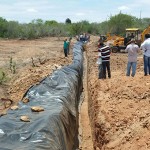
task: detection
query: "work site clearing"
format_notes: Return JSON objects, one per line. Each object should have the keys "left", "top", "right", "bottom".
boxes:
{"left": 0, "top": 36, "right": 150, "bottom": 150}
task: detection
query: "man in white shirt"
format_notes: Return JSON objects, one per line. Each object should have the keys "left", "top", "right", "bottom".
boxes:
{"left": 140, "top": 34, "right": 150, "bottom": 76}
{"left": 125, "top": 39, "right": 140, "bottom": 77}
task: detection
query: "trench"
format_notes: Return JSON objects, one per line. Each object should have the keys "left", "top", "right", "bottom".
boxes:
{"left": 79, "top": 47, "right": 93, "bottom": 150}
{"left": 79, "top": 41, "right": 109, "bottom": 150}
{"left": 81, "top": 41, "right": 108, "bottom": 150}
{"left": 85, "top": 40, "right": 112, "bottom": 150}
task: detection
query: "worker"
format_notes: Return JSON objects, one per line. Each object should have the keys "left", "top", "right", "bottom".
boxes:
{"left": 67, "top": 37, "right": 72, "bottom": 55}
{"left": 130, "top": 33, "right": 135, "bottom": 39}
{"left": 96, "top": 51, "right": 103, "bottom": 79}
{"left": 93, "top": 41, "right": 103, "bottom": 79}
{"left": 79, "top": 33, "right": 84, "bottom": 42}
{"left": 97, "top": 42, "right": 104, "bottom": 79}
{"left": 98, "top": 41, "right": 111, "bottom": 79}
{"left": 140, "top": 34, "right": 150, "bottom": 76}
{"left": 63, "top": 39, "right": 68, "bottom": 57}
{"left": 125, "top": 39, "right": 140, "bottom": 77}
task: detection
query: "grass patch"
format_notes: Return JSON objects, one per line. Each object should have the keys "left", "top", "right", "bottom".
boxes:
{"left": 0, "top": 68, "right": 9, "bottom": 84}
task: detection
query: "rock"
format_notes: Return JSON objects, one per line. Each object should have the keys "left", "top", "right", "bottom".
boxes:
{"left": 0, "top": 110, "right": 7, "bottom": 116}
{"left": 11, "top": 105, "right": 19, "bottom": 110}
{"left": 31, "top": 106, "right": 44, "bottom": 112}
{"left": 22, "top": 97, "right": 29, "bottom": 103}
{"left": 146, "top": 83, "right": 150, "bottom": 86}
{"left": 20, "top": 116, "right": 30, "bottom": 122}
{"left": 4, "top": 101, "right": 12, "bottom": 108}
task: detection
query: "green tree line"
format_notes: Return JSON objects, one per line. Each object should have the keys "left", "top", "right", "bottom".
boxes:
{"left": 0, "top": 13, "right": 150, "bottom": 39}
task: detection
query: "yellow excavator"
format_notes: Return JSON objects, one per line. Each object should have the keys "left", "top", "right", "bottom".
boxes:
{"left": 111, "top": 28, "right": 140, "bottom": 53}
{"left": 105, "top": 33, "right": 123, "bottom": 41}
{"left": 141, "top": 25, "right": 150, "bottom": 42}
{"left": 99, "top": 33, "right": 122, "bottom": 43}
{"left": 111, "top": 26, "right": 150, "bottom": 53}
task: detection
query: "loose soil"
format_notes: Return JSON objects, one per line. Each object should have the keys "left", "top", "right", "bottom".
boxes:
{"left": 0, "top": 36, "right": 150, "bottom": 150}
{"left": 87, "top": 36, "right": 150, "bottom": 150}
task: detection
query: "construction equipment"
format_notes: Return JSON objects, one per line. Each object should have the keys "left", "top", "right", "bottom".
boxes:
{"left": 105, "top": 33, "right": 122, "bottom": 41}
{"left": 111, "top": 28, "right": 140, "bottom": 53}
{"left": 99, "top": 34, "right": 107, "bottom": 42}
{"left": 99, "top": 33, "right": 122, "bottom": 43}
{"left": 141, "top": 26, "right": 150, "bottom": 42}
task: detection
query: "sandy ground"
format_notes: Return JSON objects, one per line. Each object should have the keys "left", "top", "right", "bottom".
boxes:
{"left": 0, "top": 36, "right": 150, "bottom": 150}
{"left": 0, "top": 37, "right": 73, "bottom": 113}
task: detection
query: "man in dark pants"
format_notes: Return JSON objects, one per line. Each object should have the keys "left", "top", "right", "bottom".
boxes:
{"left": 98, "top": 42, "right": 111, "bottom": 79}
{"left": 63, "top": 39, "right": 68, "bottom": 57}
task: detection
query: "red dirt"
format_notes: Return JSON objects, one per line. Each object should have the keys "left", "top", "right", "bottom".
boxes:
{"left": 87, "top": 36, "right": 150, "bottom": 150}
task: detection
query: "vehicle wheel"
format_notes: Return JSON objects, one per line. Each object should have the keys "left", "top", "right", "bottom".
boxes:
{"left": 112, "top": 47, "right": 118, "bottom": 53}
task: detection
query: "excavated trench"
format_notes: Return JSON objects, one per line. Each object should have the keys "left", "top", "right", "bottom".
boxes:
{"left": 82, "top": 41, "right": 107, "bottom": 150}
{"left": 79, "top": 45, "right": 93, "bottom": 150}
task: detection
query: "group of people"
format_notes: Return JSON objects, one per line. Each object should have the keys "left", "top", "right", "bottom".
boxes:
{"left": 76, "top": 33, "right": 90, "bottom": 43}
{"left": 96, "top": 33, "right": 150, "bottom": 79}
{"left": 63, "top": 33, "right": 90, "bottom": 57}
{"left": 125, "top": 33, "right": 150, "bottom": 77}
{"left": 63, "top": 37, "right": 72, "bottom": 57}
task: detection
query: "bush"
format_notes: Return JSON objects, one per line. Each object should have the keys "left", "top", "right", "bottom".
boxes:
{"left": 0, "top": 69, "right": 7, "bottom": 84}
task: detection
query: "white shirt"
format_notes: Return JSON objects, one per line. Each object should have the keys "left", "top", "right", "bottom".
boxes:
{"left": 125, "top": 43, "right": 140, "bottom": 62}
{"left": 140, "top": 38, "right": 150, "bottom": 57}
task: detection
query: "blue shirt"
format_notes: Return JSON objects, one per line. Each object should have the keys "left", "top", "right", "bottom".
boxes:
{"left": 63, "top": 41, "right": 68, "bottom": 49}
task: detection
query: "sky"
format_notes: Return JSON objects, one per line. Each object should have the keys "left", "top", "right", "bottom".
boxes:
{"left": 0, "top": 0, "right": 150, "bottom": 23}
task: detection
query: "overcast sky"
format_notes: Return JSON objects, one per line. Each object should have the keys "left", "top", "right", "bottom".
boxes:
{"left": 0, "top": 0, "right": 149, "bottom": 23}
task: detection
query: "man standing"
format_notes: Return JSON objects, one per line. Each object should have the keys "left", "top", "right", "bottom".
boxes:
{"left": 96, "top": 44, "right": 103, "bottom": 79}
{"left": 67, "top": 37, "right": 72, "bottom": 55}
{"left": 98, "top": 42, "right": 111, "bottom": 79}
{"left": 140, "top": 34, "right": 150, "bottom": 76}
{"left": 63, "top": 39, "right": 68, "bottom": 57}
{"left": 125, "top": 39, "right": 140, "bottom": 77}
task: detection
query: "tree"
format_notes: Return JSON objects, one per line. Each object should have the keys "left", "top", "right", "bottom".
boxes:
{"left": 6, "top": 21, "right": 20, "bottom": 38}
{"left": 31, "top": 19, "right": 44, "bottom": 25}
{"left": 107, "top": 13, "right": 135, "bottom": 35}
{"left": 65, "top": 18, "right": 71, "bottom": 24}
{"left": 69, "top": 23, "right": 82, "bottom": 35}
{"left": 45, "top": 20, "right": 58, "bottom": 26}
{"left": 0, "top": 17, "right": 8, "bottom": 37}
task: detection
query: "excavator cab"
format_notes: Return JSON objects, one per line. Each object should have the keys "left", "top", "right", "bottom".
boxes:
{"left": 111, "top": 28, "right": 140, "bottom": 53}
{"left": 125, "top": 28, "right": 140, "bottom": 46}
